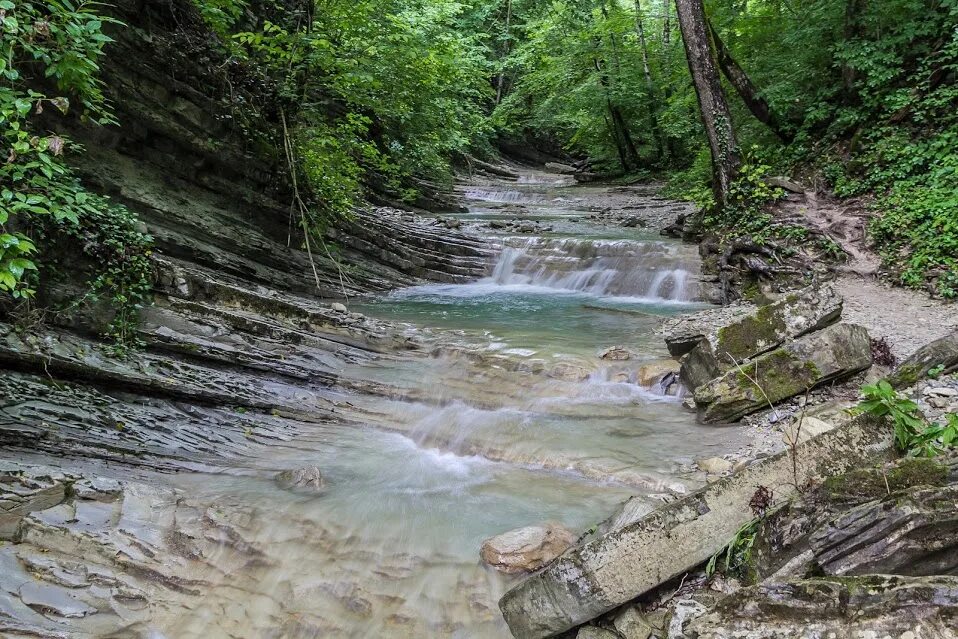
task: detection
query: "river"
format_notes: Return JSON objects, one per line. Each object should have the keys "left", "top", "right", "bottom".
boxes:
{"left": 141, "top": 168, "right": 747, "bottom": 638}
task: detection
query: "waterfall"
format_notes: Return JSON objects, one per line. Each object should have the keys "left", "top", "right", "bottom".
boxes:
{"left": 484, "top": 237, "right": 699, "bottom": 301}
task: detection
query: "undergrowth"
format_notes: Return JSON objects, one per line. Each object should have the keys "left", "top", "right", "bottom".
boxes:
{"left": 1, "top": 0, "right": 153, "bottom": 351}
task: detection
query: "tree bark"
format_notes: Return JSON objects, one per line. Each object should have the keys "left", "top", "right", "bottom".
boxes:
{"left": 674, "top": 0, "right": 740, "bottom": 207}
{"left": 707, "top": 18, "right": 795, "bottom": 143}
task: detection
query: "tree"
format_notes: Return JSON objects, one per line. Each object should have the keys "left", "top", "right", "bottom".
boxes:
{"left": 707, "top": 18, "right": 794, "bottom": 143}
{"left": 633, "top": 0, "right": 666, "bottom": 159}
{"left": 673, "top": 0, "right": 740, "bottom": 207}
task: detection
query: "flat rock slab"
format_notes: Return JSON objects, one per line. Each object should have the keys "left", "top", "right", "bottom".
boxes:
{"left": 498, "top": 415, "right": 892, "bottom": 638}
{"left": 693, "top": 323, "right": 872, "bottom": 424}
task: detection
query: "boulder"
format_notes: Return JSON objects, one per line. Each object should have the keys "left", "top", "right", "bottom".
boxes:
{"left": 480, "top": 524, "right": 576, "bottom": 575}
{"left": 693, "top": 323, "right": 872, "bottom": 424}
{"left": 576, "top": 626, "right": 619, "bottom": 639}
{"left": 599, "top": 346, "right": 633, "bottom": 361}
{"left": 548, "top": 362, "right": 593, "bottom": 382}
{"left": 275, "top": 466, "right": 325, "bottom": 492}
{"left": 330, "top": 302, "right": 348, "bottom": 313}
{"left": 686, "top": 575, "right": 958, "bottom": 639}
{"left": 679, "top": 284, "right": 843, "bottom": 391}
{"left": 612, "top": 606, "right": 653, "bottom": 639}
{"left": 663, "top": 304, "right": 757, "bottom": 358}
{"left": 889, "top": 330, "right": 958, "bottom": 388}
{"left": 635, "top": 359, "right": 681, "bottom": 387}
{"left": 545, "top": 162, "right": 577, "bottom": 175}
{"left": 498, "top": 414, "right": 892, "bottom": 638}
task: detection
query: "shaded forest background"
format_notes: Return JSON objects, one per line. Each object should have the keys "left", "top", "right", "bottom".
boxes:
{"left": 2, "top": 0, "right": 957, "bottom": 343}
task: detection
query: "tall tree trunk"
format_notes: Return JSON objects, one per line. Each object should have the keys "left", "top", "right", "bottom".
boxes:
{"left": 634, "top": 0, "right": 666, "bottom": 159}
{"left": 594, "top": 56, "right": 638, "bottom": 171}
{"left": 495, "top": 0, "right": 513, "bottom": 105}
{"left": 662, "top": 0, "right": 671, "bottom": 45}
{"left": 599, "top": 2, "right": 641, "bottom": 168}
{"left": 707, "top": 18, "right": 795, "bottom": 143}
{"left": 674, "top": 0, "right": 740, "bottom": 207}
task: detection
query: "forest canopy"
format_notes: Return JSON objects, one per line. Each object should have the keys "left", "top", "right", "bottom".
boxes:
{"left": 2, "top": 0, "right": 957, "bottom": 331}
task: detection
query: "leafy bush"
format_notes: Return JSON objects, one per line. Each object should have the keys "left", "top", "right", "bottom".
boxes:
{"left": 854, "top": 379, "right": 958, "bottom": 457}
{"left": 1, "top": 0, "right": 152, "bottom": 348}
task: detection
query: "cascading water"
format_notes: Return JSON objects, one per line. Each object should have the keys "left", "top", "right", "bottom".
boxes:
{"left": 486, "top": 237, "right": 699, "bottom": 301}
{"left": 109, "top": 166, "right": 742, "bottom": 639}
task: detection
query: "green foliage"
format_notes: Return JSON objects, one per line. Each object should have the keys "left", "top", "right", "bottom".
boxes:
{"left": 854, "top": 380, "right": 958, "bottom": 457}
{"left": 701, "top": 158, "right": 785, "bottom": 242}
{"left": 1, "top": 0, "right": 152, "bottom": 347}
{"left": 706, "top": 519, "right": 758, "bottom": 582}
{"left": 197, "top": 0, "right": 492, "bottom": 220}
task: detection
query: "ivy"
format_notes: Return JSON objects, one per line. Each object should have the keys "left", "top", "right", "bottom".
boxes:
{"left": 1, "top": 0, "right": 153, "bottom": 348}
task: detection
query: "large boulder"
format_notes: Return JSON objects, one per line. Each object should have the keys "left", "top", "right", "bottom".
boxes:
{"left": 693, "top": 323, "right": 872, "bottom": 424}
{"left": 679, "top": 284, "right": 843, "bottom": 391}
{"left": 497, "top": 414, "right": 892, "bottom": 638}
{"left": 480, "top": 524, "right": 576, "bottom": 575}
{"left": 687, "top": 575, "right": 958, "bottom": 639}
{"left": 889, "top": 330, "right": 958, "bottom": 388}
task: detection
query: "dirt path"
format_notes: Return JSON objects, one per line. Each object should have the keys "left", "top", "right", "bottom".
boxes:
{"left": 774, "top": 186, "right": 955, "bottom": 360}
{"left": 836, "top": 275, "right": 958, "bottom": 361}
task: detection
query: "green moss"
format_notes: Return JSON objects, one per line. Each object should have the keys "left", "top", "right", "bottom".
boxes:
{"left": 735, "top": 349, "right": 819, "bottom": 402}
{"left": 717, "top": 303, "right": 789, "bottom": 361}
{"left": 823, "top": 458, "right": 948, "bottom": 502}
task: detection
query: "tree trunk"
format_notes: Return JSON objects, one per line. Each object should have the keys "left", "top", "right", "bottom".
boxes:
{"left": 594, "top": 56, "right": 638, "bottom": 171}
{"left": 634, "top": 0, "right": 666, "bottom": 159}
{"left": 674, "top": 0, "right": 740, "bottom": 207}
{"left": 662, "top": 0, "right": 671, "bottom": 45}
{"left": 841, "top": 0, "right": 865, "bottom": 104}
{"left": 495, "top": 0, "right": 513, "bottom": 105}
{"left": 707, "top": 18, "right": 795, "bottom": 143}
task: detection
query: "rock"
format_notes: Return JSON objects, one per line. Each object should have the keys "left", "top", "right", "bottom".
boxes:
{"left": 599, "top": 346, "right": 633, "bottom": 361}
{"left": 276, "top": 466, "right": 325, "bottom": 492}
{"left": 686, "top": 575, "right": 958, "bottom": 639}
{"left": 613, "top": 606, "right": 653, "bottom": 639}
{"left": 667, "top": 599, "right": 707, "bottom": 639}
{"left": 889, "top": 330, "right": 958, "bottom": 388}
{"left": 497, "top": 414, "right": 892, "bottom": 638}
{"left": 663, "top": 304, "right": 757, "bottom": 358}
{"left": 480, "top": 524, "right": 576, "bottom": 575}
{"left": 810, "top": 484, "right": 958, "bottom": 576}
{"left": 679, "top": 284, "right": 843, "bottom": 391}
{"left": 780, "top": 416, "right": 834, "bottom": 447}
{"left": 926, "top": 386, "right": 958, "bottom": 397}
{"left": 693, "top": 323, "right": 873, "bottom": 424}
{"left": 576, "top": 626, "right": 619, "bottom": 639}
{"left": 548, "top": 362, "right": 592, "bottom": 382}
{"left": 636, "top": 359, "right": 681, "bottom": 387}
{"left": 695, "top": 457, "right": 733, "bottom": 474}
{"left": 766, "top": 176, "right": 805, "bottom": 193}
{"left": 330, "top": 302, "right": 348, "bottom": 313}
{"left": 545, "top": 162, "right": 577, "bottom": 175}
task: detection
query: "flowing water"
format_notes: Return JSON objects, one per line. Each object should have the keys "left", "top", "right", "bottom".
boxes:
{"left": 152, "top": 169, "right": 745, "bottom": 638}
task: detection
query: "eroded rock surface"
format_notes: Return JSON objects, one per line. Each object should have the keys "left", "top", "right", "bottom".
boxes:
{"left": 687, "top": 575, "right": 958, "bottom": 639}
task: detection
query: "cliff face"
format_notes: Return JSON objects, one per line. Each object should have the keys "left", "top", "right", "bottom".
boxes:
{"left": 67, "top": 0, "right": 490, "bottom": 300}
{"left": 1, "top": 0, "right": 491, "bottom": 466}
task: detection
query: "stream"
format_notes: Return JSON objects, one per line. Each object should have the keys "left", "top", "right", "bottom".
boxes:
{"left": 3, "top": 169, "right": 749, "bottom": 638}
